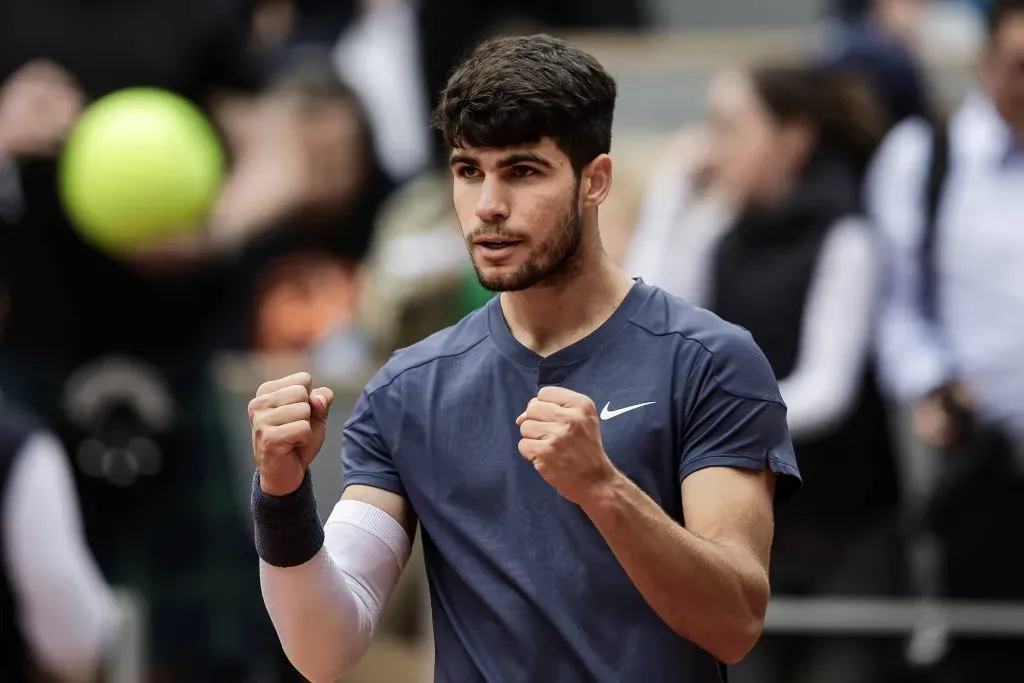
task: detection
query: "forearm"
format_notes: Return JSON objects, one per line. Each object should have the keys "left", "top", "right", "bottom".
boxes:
{"left": 253, "top": 473, "right": 410, "bottom": 683}
{"left": 580, "top": 472, "right": 768, "bottom": 663}
{"left": 260, "top": 548, "right": 371, "bottom": 683}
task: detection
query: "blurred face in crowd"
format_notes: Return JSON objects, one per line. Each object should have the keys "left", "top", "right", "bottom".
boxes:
{"left": 299, "top": 96, "right": 366, "bottom": 210}
{"left": 983, "top": 10, "right": 1024, "bottom": 131}
{"left": 450, "top": 139, "right": 607, "bottom": 292}
{"left": 705, "top": 71, "right": 813, "bottom": 205}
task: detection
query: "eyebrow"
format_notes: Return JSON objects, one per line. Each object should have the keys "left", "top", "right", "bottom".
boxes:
{"left": 448, "top": 151, "right": 554, "bottom": 169}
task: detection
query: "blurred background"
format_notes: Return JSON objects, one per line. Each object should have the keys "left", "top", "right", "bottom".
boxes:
{"left": 1, "top": 0, "right": 1023, "bottom": 681}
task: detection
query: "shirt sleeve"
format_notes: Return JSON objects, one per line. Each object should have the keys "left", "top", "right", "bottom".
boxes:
{"left": 679, "top": 331, "right": 802, "bottom": 503}
{"left": 341, "top": 382, "right": 405, "bottom": 497}
{"left": 777, "top": 218, "right": 880, "bottom": 439}
{"left": 2, "top": 431, "right": 119, "bottom": 680}
{"left": 865, "top": 118, "right": 956, "bottom": 401}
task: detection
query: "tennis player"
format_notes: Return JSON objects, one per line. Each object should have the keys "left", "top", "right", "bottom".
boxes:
{"left": 249, "top": 33, "right": 801, "bottom": 683}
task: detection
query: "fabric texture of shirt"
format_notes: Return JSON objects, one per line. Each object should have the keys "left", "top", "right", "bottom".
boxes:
{"left": 341, "top": 280, "right": 801, "bottom": 682}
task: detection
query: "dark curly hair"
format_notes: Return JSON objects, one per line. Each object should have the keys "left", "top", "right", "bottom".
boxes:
{"left": 432, "top": 34, "right": 617, "bottom": 174}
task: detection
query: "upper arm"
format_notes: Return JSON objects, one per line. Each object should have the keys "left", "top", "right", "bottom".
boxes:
{"left": 864, "top": 117, "right": 931, "bottom": 246}
{"left": 865, "top": 119, "right": 954, "bottom": 400}
{"left": 340, "top": 382, "right": 416, "bottom": 538}
{"left": 681, "top": 466, "right": 775, "bottom": 573}
{"left": 678, "top": 331, "right": 801, "bottom": 504}
{"left": 341, "top": 485, "right": 417, "bottom": 541}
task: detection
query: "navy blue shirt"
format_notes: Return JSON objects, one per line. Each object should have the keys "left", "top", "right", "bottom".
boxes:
{"left": 342, "top": 280, "right": 801, "bottom": 682}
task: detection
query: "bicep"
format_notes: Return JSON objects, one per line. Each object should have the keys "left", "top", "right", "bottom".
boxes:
{"left": 681, "top": 466, "right": 775, "bottom": 573}
{"left": 341, "top": 484, "right": 418, "bottom": 541}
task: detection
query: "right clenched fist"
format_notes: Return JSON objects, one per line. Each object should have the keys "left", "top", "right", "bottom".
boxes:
{"left": 249, "top": 372, "right": 334, "bottom": 496}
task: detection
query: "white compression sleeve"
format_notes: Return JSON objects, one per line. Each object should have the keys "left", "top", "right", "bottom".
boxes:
{"left": 260, "top": 499, "right": 412, "bottom": 683}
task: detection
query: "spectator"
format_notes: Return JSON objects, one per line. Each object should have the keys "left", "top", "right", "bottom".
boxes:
{"left": 0, "top": 394, "right": 119, "bottom": 682}
{"left": 868, "top": 0, "right": 1024, "bottom": 677}
{"left": 225, "top": 58, "right": 394, "bottom": 366}
{"left": 628, "top": 64, "right": 904, "bottom": 683}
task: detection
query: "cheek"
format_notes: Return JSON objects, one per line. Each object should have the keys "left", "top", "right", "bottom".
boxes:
{"left": 453, "top": 183, "right": 479, "bottom": 228}
{"left": 515, "top": 188, "right": 571, "bottom": 237}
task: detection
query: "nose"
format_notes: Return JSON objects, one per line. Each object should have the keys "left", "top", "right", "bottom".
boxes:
{"left": 474, "top": 177, "right": 509, "bottom": 224}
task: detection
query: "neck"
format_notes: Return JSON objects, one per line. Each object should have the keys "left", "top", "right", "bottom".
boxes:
{"left": 499, "top": 233, "right": 635, "bottom": 357}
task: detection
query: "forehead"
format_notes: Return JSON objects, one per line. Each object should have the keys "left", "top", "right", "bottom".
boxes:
{"left": 451, "top": 137, "right": 570, "bottom": 168}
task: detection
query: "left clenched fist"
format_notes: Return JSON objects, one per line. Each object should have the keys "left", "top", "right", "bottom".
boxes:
{"left": 516, "top": 386, "right": 617, "bottom": 506}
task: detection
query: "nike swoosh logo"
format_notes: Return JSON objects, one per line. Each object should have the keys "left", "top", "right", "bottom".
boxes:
{"left": 600, "top": 401, "right": 655, "bottom": 420}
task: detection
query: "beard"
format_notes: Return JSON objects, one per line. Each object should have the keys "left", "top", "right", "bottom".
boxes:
{"left": 468, "top": 188, "right": 583, "bottom": 293}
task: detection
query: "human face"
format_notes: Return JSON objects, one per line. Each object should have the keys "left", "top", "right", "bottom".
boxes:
{"left": 450, "top": 138, "right": 583, "bottom": 292}
{"left": 983, "top": 12, "right": 1024, "bottom": 132}
{"left": 705, "top": 71, "right": 809, "bottom": 205}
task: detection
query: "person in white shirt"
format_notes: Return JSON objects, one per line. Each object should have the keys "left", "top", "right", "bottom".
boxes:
{"left": 867, "top": 0, "right": 1024, "bottom": 677}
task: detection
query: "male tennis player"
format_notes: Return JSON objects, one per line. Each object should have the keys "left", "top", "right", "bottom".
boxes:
{"left": 249, "top": 34, "right": 801, "bottom": 683}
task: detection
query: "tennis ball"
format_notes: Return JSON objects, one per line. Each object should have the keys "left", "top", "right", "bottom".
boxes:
{"left": 59, "top": 87, "right": 225, "bottom": 255}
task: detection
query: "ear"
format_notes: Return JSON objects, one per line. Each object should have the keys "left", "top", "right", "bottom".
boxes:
{"left": 580, "top": 154, "right": 613, "bottom": 209}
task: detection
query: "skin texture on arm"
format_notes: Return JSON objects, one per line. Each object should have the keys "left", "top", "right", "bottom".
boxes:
{"left": 580, "top": 466, "right": 774, "bottom": 664}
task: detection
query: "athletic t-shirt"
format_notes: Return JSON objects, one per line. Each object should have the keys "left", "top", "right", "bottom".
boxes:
{"left": 342, "top": 279, "right": 801, "bottom": 682}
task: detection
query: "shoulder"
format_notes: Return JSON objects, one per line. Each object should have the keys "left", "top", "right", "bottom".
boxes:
{"left": 867, "top": 116, "right": 935, "bottom": 192}
{"left": 363, "top": 305, "right": 492, "bottom": 399}
{"left": 629, "top": 284, "right": 783, "bottom": 405}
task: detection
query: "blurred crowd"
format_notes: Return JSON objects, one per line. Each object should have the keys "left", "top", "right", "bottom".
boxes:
{"left": 0, "top": 0, "right": 1022, "bottom": 681}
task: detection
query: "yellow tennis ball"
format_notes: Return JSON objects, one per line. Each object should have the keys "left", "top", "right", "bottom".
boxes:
{"left": 59, "top": 88, "right": 225, "bottom": 255}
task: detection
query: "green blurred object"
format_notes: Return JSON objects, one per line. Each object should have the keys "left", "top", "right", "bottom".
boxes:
{"left": 455, "top": 265, "right": 496, "bottom": 319}
{"left": 59, "top": 87, "right": 225, "bottom": 255}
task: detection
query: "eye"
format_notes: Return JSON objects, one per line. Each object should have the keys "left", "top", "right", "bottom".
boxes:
{"left": 456, "top": 166, "right": 481, "bottom": 179}
{"left": 509, "top": 165, "right": 538, "bottom": 178}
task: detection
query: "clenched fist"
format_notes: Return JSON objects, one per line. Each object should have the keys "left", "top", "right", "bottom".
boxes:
{"left": 516, "top": 386, "right": 617, "bottom": 506}
{"left": 249, "top": 372, "right": 334, "bottom": 496}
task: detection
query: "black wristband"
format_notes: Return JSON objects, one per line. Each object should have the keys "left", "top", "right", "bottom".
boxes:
{"left": 251, "top": 470, "right": 325, "bottom": 568}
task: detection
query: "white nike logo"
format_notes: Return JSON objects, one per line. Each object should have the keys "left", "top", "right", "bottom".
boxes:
{"left": 600, "top": 401, "right": 655, "bottom": 420}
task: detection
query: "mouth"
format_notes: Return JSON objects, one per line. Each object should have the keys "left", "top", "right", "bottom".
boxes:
{"left": 472, "top": 237, "right": 523, "bottom": 256}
